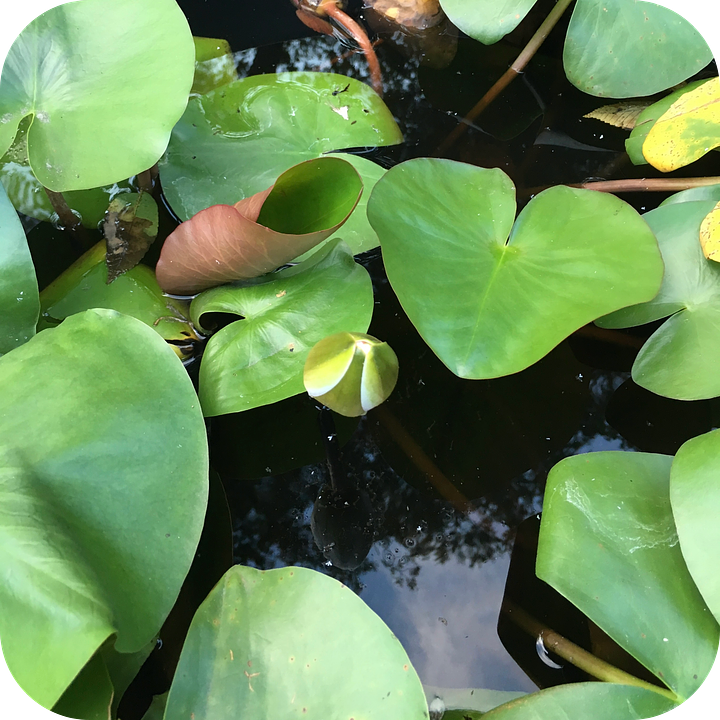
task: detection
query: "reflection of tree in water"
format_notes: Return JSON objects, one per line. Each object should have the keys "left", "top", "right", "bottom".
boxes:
{"left": 222, "top": 416, "right": 544, "bottom": 594}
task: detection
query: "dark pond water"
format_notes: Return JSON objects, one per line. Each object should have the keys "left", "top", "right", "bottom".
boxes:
{"left": 24, "top": 0, "right": 719, "bottom": 715}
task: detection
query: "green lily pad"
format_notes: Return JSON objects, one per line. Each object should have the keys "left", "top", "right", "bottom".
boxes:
{"left": 52, "top": 652, "right": 113, "bottom": 720}
{"left": 0, "top": 0, "right": 195, "bottom": 191}
{"left": 598, "top": 200, "right": 720, "bottom": 400}
{"left": 191, "top": 240, "right": 373, "bottom": 416}
{"left": 0, "top": 116, "right": 132, "bottom": 228}
{"left": 671, "top": 429, "right": 720, "bottom": 624}
{"left": 564, "top": 0, "right": 712, "bottom": 98}
{"left": 163, "top": 566, "right": 428, "bottom": 720}
{"left": 0, "top": 309, "right": 208, "bottom": 708}
{"left": 659, "top": 184, "right": 720, "bottom": 208}
{"left": 39, "top": 241, "right": 198, "bottom": 351}
{"left": 537, "top": 452, "right": 719, "bottom": 701}
{"left": 367, "top": 158, "right": 663, "bottom": 379}
{"left": 0, "top": 178, "right": 39, "bottom": 354}
{"left": 482, "top": 682, "right": 677, "bottom": 720}
{"left": 159, "top": 72, "right": 402, "bottom": 223}
{"left": 192, "top": 37, "right": 237, "bottom": 96}
{"left": 438, "top": 0, "right": 537, "bottom": 45}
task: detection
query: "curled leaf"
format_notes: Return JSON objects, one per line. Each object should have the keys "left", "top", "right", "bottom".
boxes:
{"left": 304, "top": 332, "right": 399, "bottom": 417}
{"left": 156, "top": 157, "right": 362, "bottom": 295}
{"left": 583, "top": 101, "right": 650, "bottom": 130}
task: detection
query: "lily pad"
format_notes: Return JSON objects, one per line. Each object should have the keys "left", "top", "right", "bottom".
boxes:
{"left": 0, "top": 117, "right": 134, "bottom": 228}
{"left": 163, "top": 565, "right": 428, "bottom": 720}
{"left": 625, "top": 80, "right": 707, "bottom": 166}
{"left": 191, "top": 240, "right": 373, "bottom": 416}
{"left": 642, "top": 77, "right": 720, "bottom": 172}
{"left": 0, "top": 178, "right": 39, "bottom": 354}
{"left": 564, "top": 0, "right": 712, "bottom": 98}
{"left": 659, "top": 184, "right": 720, "bottom": 207}
{"left": 671, "top": 429, "right": 720, "bottom": 624}
{"left": 438, "top": 0, "right": 537, "bottom": 45}
{"left": 537, "top": 451, "right": 719, "bottom": 701}
{"left": 159, "top": 72, "right": 402, "bottom": 222}
{"left": 367, "top": 158, "right": 663, "bottom": 379}
{"left": 38, "top": 241, "right": 198, "bottom": 351}
{"left": 482, "top": 682, "right": 677, "bottom": 720}
{"left": 52, "top": 652, "right": 113, "bottom": 720}
{"left": 0, "top": 0, "right": 195, "bottom": 191}
{"left": 0, "top": 309, "right": 208, "bottom": 708}
{"left": 598, "top": 200, "right": 720, "bottom": 400}
{"left": 191, "top": 37, "right": 237, "bottom": 96}
{"left": 156, "top": 156, "right": 362, "bottom": 295}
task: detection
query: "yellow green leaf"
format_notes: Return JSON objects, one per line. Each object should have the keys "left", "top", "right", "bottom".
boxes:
{"left": 643, "top": 77, "right": 720, "bottom": 172}
{"left": 699, "top": 201, "right": 720, "bottom": 263}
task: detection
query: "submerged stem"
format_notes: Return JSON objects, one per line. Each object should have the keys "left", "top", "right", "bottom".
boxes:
{"left": 433, "top": 0, "right": 575, "bottom": 156}
{"left": 43, "top": 187, "right": 90, "bottom": 246}
{"left": 503, "top": 600, "right": 679, "bottom": 702}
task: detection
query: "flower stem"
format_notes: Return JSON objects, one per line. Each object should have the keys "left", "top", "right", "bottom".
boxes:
{"left": 503, "top": 600, "right": 679, "bottom": 702}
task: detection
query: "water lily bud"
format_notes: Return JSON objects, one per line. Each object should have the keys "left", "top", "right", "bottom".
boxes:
{"left": 304, "top": 332, "right": 399, "bottom": 417}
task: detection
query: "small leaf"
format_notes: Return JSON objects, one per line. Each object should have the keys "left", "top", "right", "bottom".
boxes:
{"left": 583, "top": 101, "right": 650, "bottom": 130}
{"left": 699, "top": 201, "right": 720, "bottom": 262}
{"left": 643, "top": 77, "right": 720, "bottom": 172}
{"left": 156, "top": 157, "right": 362, "bottom": 295}
{"left": 104, "top": 192, "right": 158, "bottom": 283}
{"left": 304, "top": 332, "right": 399, "bottom": 416}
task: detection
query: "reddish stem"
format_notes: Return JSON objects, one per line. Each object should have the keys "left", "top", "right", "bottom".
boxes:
{"left": 324, "top": 4, "right": 384, "bottom": 96}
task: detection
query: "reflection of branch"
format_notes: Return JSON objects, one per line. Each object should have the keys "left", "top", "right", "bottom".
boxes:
{"left": 372, "top": 404, "right": 473, "bottom": 513}
{"left": 433, "top": 0, "right": 574, "bottom": 156}
{"left": 502, "top": 600, "right": 678, "bottom": 702}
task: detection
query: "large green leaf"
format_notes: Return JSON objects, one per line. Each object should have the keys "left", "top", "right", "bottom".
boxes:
{"left": 598, "top": 200, "right": 720, "bottom": 400}
{"left": 367, "top": 158, "right": 663, "bottom": 379}
{"left": 0, "top": 179, "right": 39, "bottom": 354}
{"left": 438, "top": 0, "right": 537, "bottom": 45}
{"left": 537, "top": 452, "right": 719, "bottom": 701}
{"left": 564, "top": 0, "right": 712, "bottom": 97}
{"left": 52, "top": 652, "right": 114, "bottom": 720}
{"left": 0, "top": 309, "right": 208, "bottom": 708}
{"left": 163, "top": 566, "right": 428, "bottom": 720}
{"left": 0, "top": 0, "right": 195, "bottom": 192}
{"left": 671, "top": 429, "right": 720, "bottom": 624}
{"left": 191, "top": 240, "right": 373, "bottom": 416}
{"left": 659, "top": 184, "right": 720, "bottom": 208}
{"left": 159, "top": 72, "right": 402, "bottom": 222}
{"left": 482, "top": 682, "right": 677, "bottom": 720}
{"left": 0, "top": 116, "right": 131, "bottom": 228}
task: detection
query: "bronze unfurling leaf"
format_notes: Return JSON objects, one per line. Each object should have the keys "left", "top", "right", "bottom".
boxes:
{"left": 103, "top": 192, "right": 158, "bottom": 283}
